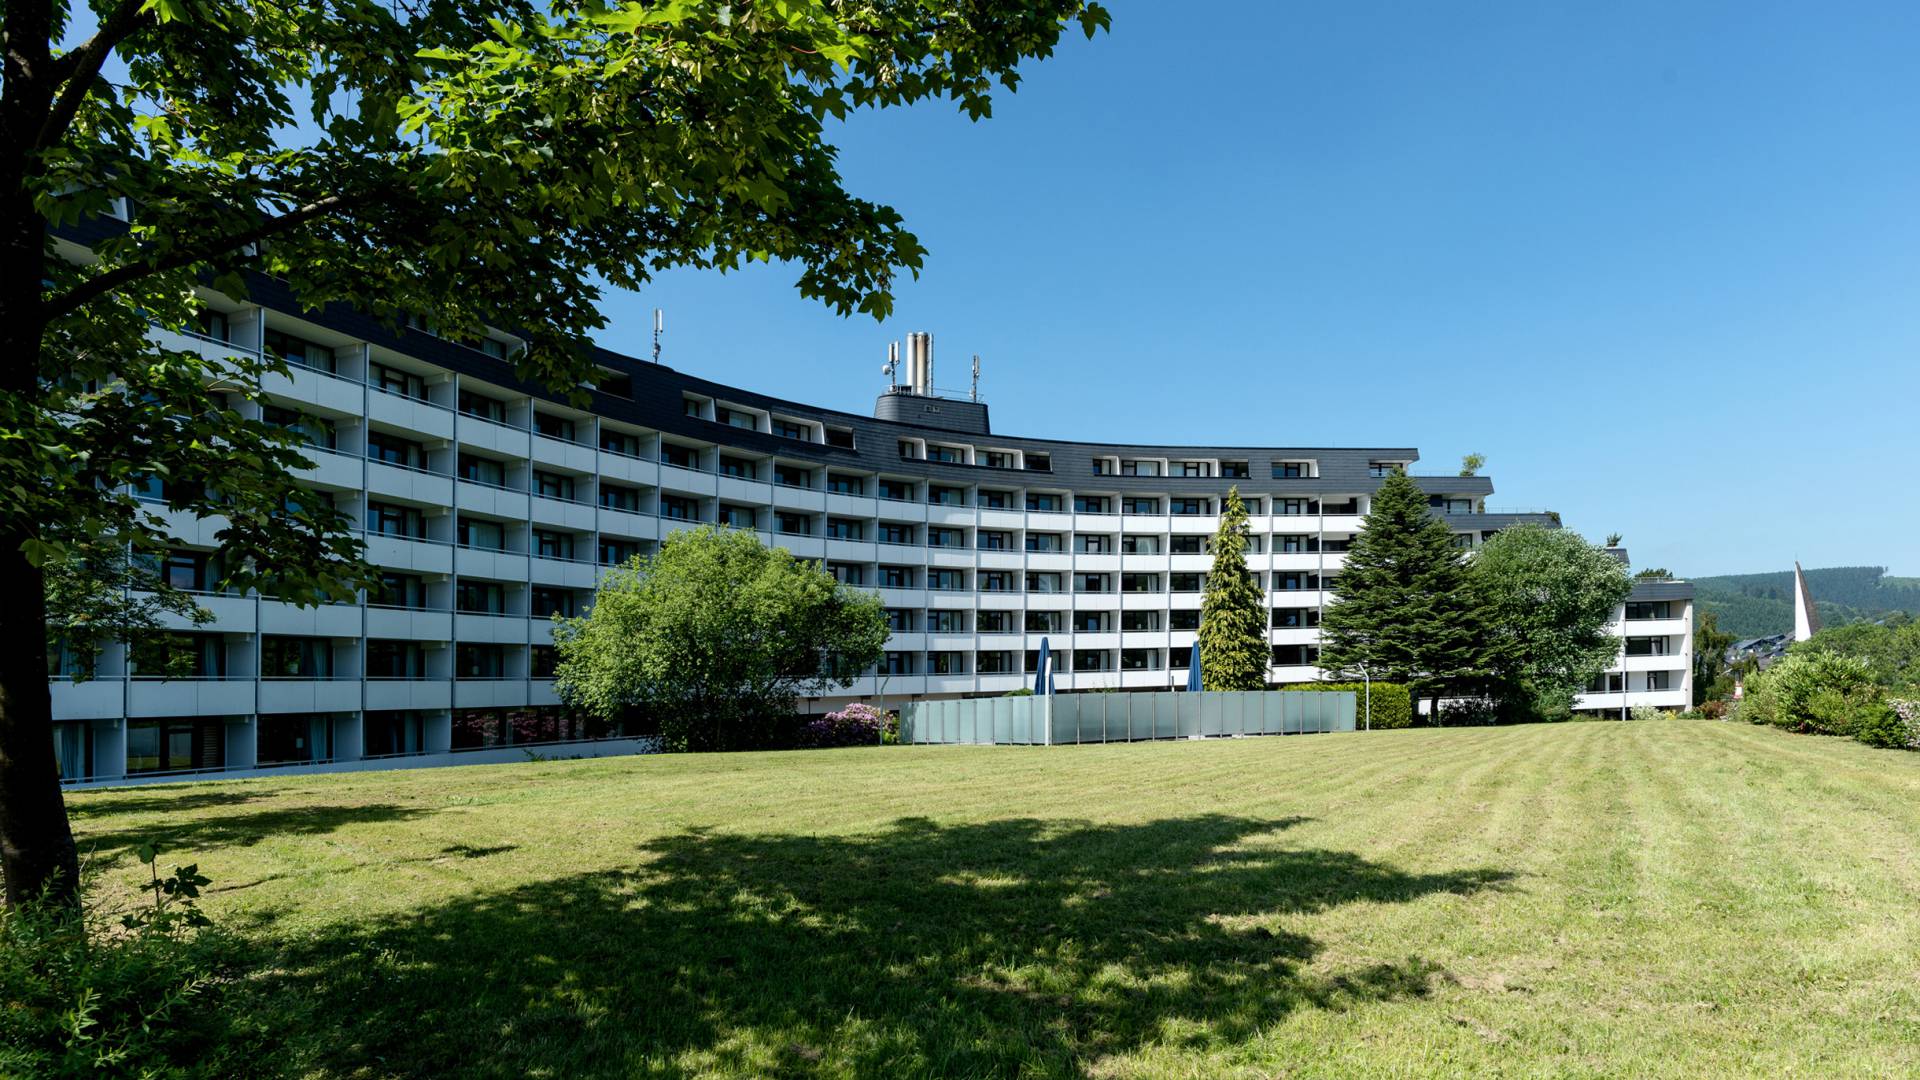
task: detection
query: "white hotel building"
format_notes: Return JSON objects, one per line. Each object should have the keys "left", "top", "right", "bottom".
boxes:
{"left": 50, "top": 285, "right": 1692, "bottom": 784}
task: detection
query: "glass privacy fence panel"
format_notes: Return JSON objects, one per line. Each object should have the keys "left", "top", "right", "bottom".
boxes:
{"left": 899, "top": 690, "right": 1356, "bottom": 745}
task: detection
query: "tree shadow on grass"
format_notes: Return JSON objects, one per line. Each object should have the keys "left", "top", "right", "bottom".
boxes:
{"left": 75, "top": 803, "right": 435, "bottom": 865}
{"left": 241, "top": 813, "right": 1512, "bottom": 1078}
{"left": 66, "top": 787, "right": 271, "bottom": 819}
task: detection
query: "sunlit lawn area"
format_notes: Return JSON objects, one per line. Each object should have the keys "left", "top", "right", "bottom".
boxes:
{"left": 66, "top": 720, "right": 1920, "bottom": 1077}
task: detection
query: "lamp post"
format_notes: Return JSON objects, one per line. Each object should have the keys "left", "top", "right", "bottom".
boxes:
{"left": 1360, "top": 661, "right": 1372, "bottom": 732}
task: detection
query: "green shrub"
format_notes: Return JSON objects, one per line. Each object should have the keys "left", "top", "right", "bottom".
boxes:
{"left": 1772, "top": 652, "right": 1877, "bottom": 735}
{"left": 0, "top": 850, "right": 251, "bottom": 1078}
{"left": 1856, "top": 699, "right": 1920, "bottom": 751}
{"left": 1282, "top": 681, "right": 1413, "bottom": 729}
{"left": 1630, "top": 704, "right": 1662, "bottom": 722}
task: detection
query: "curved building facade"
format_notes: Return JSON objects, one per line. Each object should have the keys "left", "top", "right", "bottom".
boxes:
{"left": 49, "top": 280, "right": 1691, "bottom": 784}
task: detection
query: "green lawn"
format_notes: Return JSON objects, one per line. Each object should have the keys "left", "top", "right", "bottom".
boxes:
{"left": 67, "top": 721, "right": 1920, "bottom": 1078}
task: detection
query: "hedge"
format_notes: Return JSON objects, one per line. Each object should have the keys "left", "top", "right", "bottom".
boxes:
{"left": 1281, "top": 681, "right": 1412, "bottom": 729}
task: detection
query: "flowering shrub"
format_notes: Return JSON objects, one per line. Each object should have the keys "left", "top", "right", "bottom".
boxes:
{"left": 796, "top": 703, "right": 886, "bottom": 749}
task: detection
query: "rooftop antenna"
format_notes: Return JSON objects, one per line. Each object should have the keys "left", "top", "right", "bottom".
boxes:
{"left": 882, "top": 340, "right": 899, "bottom": 389}
{"left": 651, "top": 308, "right": 664, "bottom": 364}
{"left": 971, "top": 354, "right": 981, "bottom": 402}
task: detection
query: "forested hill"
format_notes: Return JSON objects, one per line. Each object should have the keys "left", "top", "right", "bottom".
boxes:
{"left": 1694, "top": 566, "right": 1920, "bottom": 638}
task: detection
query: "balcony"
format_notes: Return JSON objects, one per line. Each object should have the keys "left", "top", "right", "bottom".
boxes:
{"left": 455, "top": 479, "right": 530, "bottom": 520}
{"left": 454, "top": 611, "right": 532, "bottom": 643}
{"left": 365, "top": 605, "right": 453, "bottom": 640}
{"left": 127, "top": 677, "right": 255, "bottom": 717}
{"left": 258, "top": 677, "right": 362, "bottom": 714}
{"left": 364, "top": 533, "right": 454, "bottom": 575}
{"left": 367, "top": 386, "right": 454, "bottom": 441}
{"left": 532, "top": 433, "right": 597, "bottom": 473}
{"left": 456, "top": 414, "right": 531, "bottom": 458}
{"left": 367, "top": 459, "right": 453, "bottom": 505}
{"left": 454, "top": 679, "right": 530, "bottom": 709}
{"left": 365, "top": 678, "right": 453, "bottom": 711}
{"left": 259, "top": 599, "right": 361, "bottom": 637}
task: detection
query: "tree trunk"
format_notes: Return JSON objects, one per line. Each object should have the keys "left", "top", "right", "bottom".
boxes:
{"left": 0, "top": 535, "right": 78, "bottom": 907}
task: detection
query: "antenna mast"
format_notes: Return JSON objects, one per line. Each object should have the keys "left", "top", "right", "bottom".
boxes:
{"left": 651, "top": 308, "right": 664, "bottom": 364}
{"left": 971, "top": 354, "right": 981, "bottom": 402}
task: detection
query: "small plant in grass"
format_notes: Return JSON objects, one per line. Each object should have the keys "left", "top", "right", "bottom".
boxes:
{"left": 797, "top": 704, "right": 887, "bottom": 749}
{"left": 0, "top": 844, "right": 245, "bottom": 1078}
{"left": 1630, "top": 704, "right": 1662, "bottom": 722}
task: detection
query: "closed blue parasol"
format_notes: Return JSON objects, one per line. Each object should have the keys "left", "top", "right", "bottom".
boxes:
{"left": 1034, "top": 637, "right": 1053, "bottom": 695}
{"left": 1186, "top": 642, "right": 1203, "bottom": 692}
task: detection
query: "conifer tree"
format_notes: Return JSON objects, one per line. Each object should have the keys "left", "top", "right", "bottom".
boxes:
{"left": 1318, "top": 471, "right": 1485, "bottom": 715}
{"left": 1199, "top": 487, "right": 1270, "bottom": 690}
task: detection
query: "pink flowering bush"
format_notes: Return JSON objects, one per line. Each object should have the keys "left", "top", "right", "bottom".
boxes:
{"left": 796, "top": 703, "right": 887, "bottom": 749}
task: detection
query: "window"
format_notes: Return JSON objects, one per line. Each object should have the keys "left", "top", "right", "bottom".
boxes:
{"left": 457, "top": 580, "right": 506, "bottom": 614}
{"left": 1121, "top": 649, "right": 1161, "bottom": 671}
{"left": 825, "top": 427, "right": 855, "bottom": 449}
{"left": 1626, "top": 601, "right": 1673, "bottom": 620}
{"left": 456, "top": 643, "right": 507, "bottom": 678}
{"left": 880, "top": 523, "right": 914, "bottom": 545}
{"left": 1072, "top": 611, "right": 1107, "bottom": 633}
{"left": 601, "top": 429, "right": 641, "bottom": 456}
{"left": 600, "top": 484, "right": 640, "bottom": 512}
{"left": 375, "top": 572, "right": 428, "bottom": 609}
{"left": 1121, "top": 497, "right": 1161, "bottom": 515}
{"left": 718, "top": 505, "right": 756, "bottom": 529}
{"left": 1276, "top": 498, "right": 1318, "bottom": 516}
{"left": 1646, "top": 671, "right": 1672, "bottom": 691}
{"left": 265, "top": 328, "right": 333, "bottom": 372}
{"left": 533, "top": 530, "right": 575, "bottom": 560}
{"left": 1271, "top": 607, "right": 1319, "bottom": 628}
{"left": 716, "top": 407, "right": 758, "bottom": 430}
{"left": 927, "top": 445, "right": 964, "bottom": 464}
{"left": 1025, "top": 453, "right": 1051, "bottom": 471}
{"left": 529, "top": 645, "right": 558, "bottom": 679}
{"left": 1625, "top": 637, "right": 1668, "bottom": 656}
{"left": 458, "top": 390, "right": 508, "bottom": 423}
{"left": 885, "top": 608, "right": 913, "bottom": 632}
{"left": 978, "top": 610, "right": 1013, "bottom": 634}
{"left": 773, "top": 463, "right": 813, "bottom": 489}
{"left": 159, "top": 550, "right": 212, "bottom": 592}
{"left": 262, "top": 636, "right": 334, "bottom": 678}
{"left": 1120, "top": 460, "right": 1160, "bottom": 477}
{"left": 928, "top": 569, "right": 966, "bottom": 591}
{"left": 884, "top": 652, "right": 914, "bottom": 675}
{"left": 534, "top": 413, "right": 576, "bottom": 441}
{"left": 927, "top": 610, "right": 967, "bottom": 634}
{"left": 1074, "top": 495, "right": 1112, "bottom": 514}
{"left": 977, "top": 530, "right": 1012, "bottom": 551}
{"left": 976, "top": 651, "right": 1016, "bottom": 674}
{"left": 1169, "top": 646, "right": 1193, "bottom": 670}
{"left": 1120, "top": 610, "right": 1160, "bottom": 632}
{"left": 1091, "top": 458, "right": 1112, "bottom": 475}
{"left": 659, "top": 443, "right": 699, "bottom": 469}
{"left": 457, "top": 516, "right": 505, "bottom": 550}
{"left": 880, "top": 566, "right": 913, "bottom": 589}
{"left": 979, "top": 490, "right": 1010, "bottom": 509}
{"left": 532, "top": 472, "right": 573, "bottom": 501}
{"left": 1221, "top": 461, "right": 1249, "bottom": 478}
{"left": 774, "top": 419, "right": 809, "bottom": 441}
{"left": 878, "top": 478, "right": 913, "bottom": 501}
{"left": 829, "top": 563, "right": 865, "bottom": 586}
{"left": 1075, "top": 573, "right": 1110, "bottom": 593}
{"left": 1120, "top": 534, "right": 1159, "bottom": 554}
{"left": 125, "top": 718, "right": 225, "bottom": 774}
{"left": 775, "top": 512, "right": 811, "bottom": 535}
{"left": 263, "top": 405, "right": 336, "bottom": 449}
{"left": 599, "top": 538, "right": 641, "bottom": 564}
{"left": 366, "top": 640, "right": 428, "bottom": 679}
{"left": 1026, "top": 493, "right": 1063, "bottom": 512}
{"left": 683, "top": 398, "right": 706, "bottom": 418}
{"left": 1273, "top": 571, "right": 1320, "bottom": 591}
{"left": 979, "top": 571, "right": 1015, "bottom": 593}
{"left": 828, "top": 474, "right": 864, "bottom": 495}
{"left": 457, "top": 453, "right": 506, "bottom": 487}
{"left": 197, "top": 309, "right": 230, "bottom": 341}
{"left": 1169, "top": 535, "right": 1203, "bottom": 554}
{"left": 1026, "top": 610, "right": 1062, "bottom": 633}
{"left": 531, "top": 588, "right": 574, "bottom": 618}
{"left": 1170, "top": 498, "right": 1210, "bottom": 516}
{"left": 983, "top": 451, "right": 1014, "bottom": 469}
{"left": 928, "top": 527, "right": 965, "bottom": 548}
{"left": 1073, "top": 650, "right": 1108, "bottom": 673}
{"left": 719, "top": 456, "right": 756, "bottom": 479}
{"left": 827, "top": 518, "right": 864, "bottom": 540}
{"left": 659, "top": 495, "right": 699, "bottom": 521}
{"left": 370, "top": 363, "right": 426, "bottom": 401}
{"left": 367, "top": 502, "right": 428, "bottom": 539}
{"left": 1272, "top": 460, "right": 1313, "bottom": 479}
{"left": 1178, "top": 462, "right": 1209, "bottom": 478}
{"left": 897, "top": 440, "right": 920, "bottom": 459}
{"left": 1121, "top": 572, "right": 1160, "bottom": 593}
{"left": 1368, "top": 461, "right": 1402, "bottom": 478}
{"left": 1170, "top": 573, "right": 1204, "bottom": 592}
{"left": 367, "top": 430, "right": 427, "bottom": 469}
{"left": 1276, "top": 534, "right": 1316, "bottom": 553}
{"left": 927, "top": 484, "right": 965, "bottom": 506}
{"left": 1589, "top": 672, "right": 1627, "bottom": 693}
{"left": 1271, "top": 644, "right": 1319, "bottom": 666}
{"left": 1076, "top": 534, "right": 1112, "bottom": 554}
{"left": 1025, "top": 532, "right": 1062, "bottom": 553}
{"left": 1025, "top": 571, "right": 1063, "bottom": 594}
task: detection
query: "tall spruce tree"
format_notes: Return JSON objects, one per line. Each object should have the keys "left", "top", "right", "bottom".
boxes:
{"left": 1318, "top": 471, "right": 1485, "bottom": 715}
{"left": 1199, "top": 487, "right": 1269, "bottom": 690}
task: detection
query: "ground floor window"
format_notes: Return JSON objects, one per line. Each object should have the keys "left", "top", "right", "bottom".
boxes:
{"left": 54, "top": 722, "right": 93, "bottom": 780}
{"left": 127, "top": 717, "right": 225, "bottom": 774}
{"left": 364, "top": 710, "right": 428, "bottom": 757}
{"left": 258, "top": 713, "right": 334, "bottom": 766}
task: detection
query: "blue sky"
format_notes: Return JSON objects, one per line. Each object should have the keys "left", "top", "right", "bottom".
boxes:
{"left": 588, "top": 1, "right": 1920, "bottom": 579}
